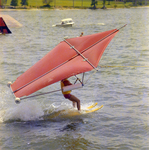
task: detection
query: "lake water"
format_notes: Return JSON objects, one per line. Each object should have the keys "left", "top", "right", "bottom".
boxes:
{"left": 0, "top": 8, "right": 149, "bottom": 150}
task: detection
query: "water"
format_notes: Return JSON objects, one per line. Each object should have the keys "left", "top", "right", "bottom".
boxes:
{"left": 0, "top": 8, "right": 149, "bottom": 149}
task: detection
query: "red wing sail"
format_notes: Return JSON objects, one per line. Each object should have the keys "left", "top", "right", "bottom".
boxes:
{"left": 10, "top": 28, "right": 120, "bottom": 98}
{"left": 0, "top": 17, "right": 12, "bottom": 34}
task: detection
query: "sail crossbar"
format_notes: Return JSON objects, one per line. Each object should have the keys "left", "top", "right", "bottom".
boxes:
{"left": 12, "top": 25, "right": 126, "bottom": 95}
{"left": 64, "top": 39, "right": 98, "bottom": 71}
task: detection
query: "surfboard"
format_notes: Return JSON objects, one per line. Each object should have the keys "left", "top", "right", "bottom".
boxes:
{"left": 87, "top": 102, "right": 98, "bottom": 109}
{"left": 84, "top": 105, "right": 103, "bottom": 114}
{"left": 42, "top": 103, "right": 103, "bottom": 120}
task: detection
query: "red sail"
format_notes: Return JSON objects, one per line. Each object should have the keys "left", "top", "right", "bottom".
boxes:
{"left": 0, "top": 17, "right": 11, "bottom": 34}
{"left": 11, "top": 28, "right": 119, "bottom": 98}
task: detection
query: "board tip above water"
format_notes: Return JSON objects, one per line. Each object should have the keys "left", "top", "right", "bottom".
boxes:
{"left": 0, "top": 14, "right": 22, "bottom": 28}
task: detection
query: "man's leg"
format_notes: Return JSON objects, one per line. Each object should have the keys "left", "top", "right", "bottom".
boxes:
{"left": 69, "top": 95, "right": 80, "bottom": 111}
{"left": 72, "top": 102, "right": 76, "bottom": 108}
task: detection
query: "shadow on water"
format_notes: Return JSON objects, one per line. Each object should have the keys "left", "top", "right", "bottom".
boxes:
{"left": 60, "top": 119, "right": 84, "bottom": 132}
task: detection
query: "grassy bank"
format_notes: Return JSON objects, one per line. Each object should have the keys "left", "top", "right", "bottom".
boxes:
{"left": 4, "top": 0, "right": 149, "bottom": 9}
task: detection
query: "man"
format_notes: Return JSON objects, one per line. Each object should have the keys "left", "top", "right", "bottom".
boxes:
{"left": 61, "top": 79, "right": 81, "bottom": 111}
{"left": 80, "top": 32, "right": 83, "bottom": 37}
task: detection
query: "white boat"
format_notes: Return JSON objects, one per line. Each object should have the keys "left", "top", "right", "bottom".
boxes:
{"left": 53, "top": 18, "right": 74, "bottom": 27}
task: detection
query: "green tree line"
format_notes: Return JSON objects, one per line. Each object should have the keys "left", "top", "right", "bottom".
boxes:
{"left": 1, "top": 0, "right": 148, "bottom": 9}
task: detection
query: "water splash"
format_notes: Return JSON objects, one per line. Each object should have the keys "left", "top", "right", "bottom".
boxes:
{"left": 0, "top": 84, "right": 96, "bottom": 122}
{"left": 3, "top": 101, "right": 44, "bottom": 122}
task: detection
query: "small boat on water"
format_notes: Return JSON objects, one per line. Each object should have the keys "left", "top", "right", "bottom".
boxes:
{"left": 53, "top": 18, "right": 74, "bottom": 27}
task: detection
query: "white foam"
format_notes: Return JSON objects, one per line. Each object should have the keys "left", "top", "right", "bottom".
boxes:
{"left": 3, "top": 101, "right": 44, "bottom": 122}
